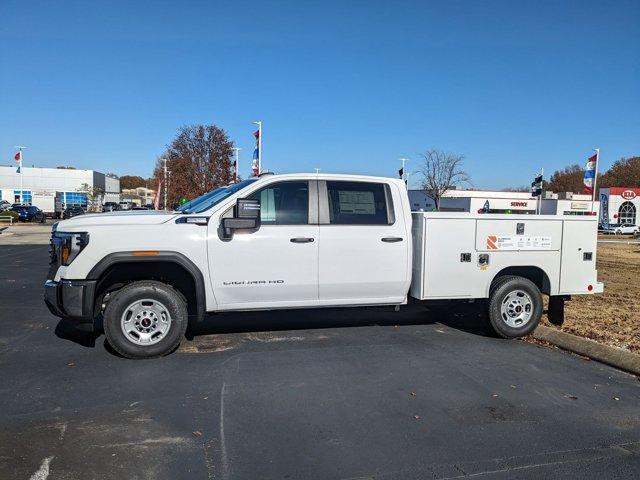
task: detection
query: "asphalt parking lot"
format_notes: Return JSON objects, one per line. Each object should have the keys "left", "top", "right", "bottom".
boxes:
{"left": 1, "top": 242, "right": 639, "bottom": 479}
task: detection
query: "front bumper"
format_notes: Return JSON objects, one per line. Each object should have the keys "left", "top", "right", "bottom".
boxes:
{"left": 44, "top": 279, "right": 96, "bottom": 320}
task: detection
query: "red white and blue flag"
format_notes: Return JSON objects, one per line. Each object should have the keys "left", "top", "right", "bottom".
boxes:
{"left": 251, "top": 129, "right": 260, "bottom": 176}
{"left": 582, "top": 153, "right": 598, "bottom": 195}
{"left": 14, "top": 150, "right": 22, "bottom": 173}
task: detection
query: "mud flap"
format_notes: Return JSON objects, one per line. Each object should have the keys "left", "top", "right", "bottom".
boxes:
{"left": 548, "top": 295, "right": 569, "bottom": 326}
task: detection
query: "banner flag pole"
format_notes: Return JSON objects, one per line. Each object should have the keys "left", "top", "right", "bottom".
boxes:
{"left": 592, "top": 148, "right": 600, "bottom": 213}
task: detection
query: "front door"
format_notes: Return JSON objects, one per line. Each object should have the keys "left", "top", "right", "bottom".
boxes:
{"left": 318, "top": 180, "right": 410, "bottom": 305}
{"left": 208, "top": 180, "right": 319, "bottom": 310}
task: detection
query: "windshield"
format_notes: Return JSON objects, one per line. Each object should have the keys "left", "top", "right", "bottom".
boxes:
{"left": 176, "top": 187, "right": 224, "bottom": 213}
{"left": 180, "top": 179, "right": 258, "bottom": 214}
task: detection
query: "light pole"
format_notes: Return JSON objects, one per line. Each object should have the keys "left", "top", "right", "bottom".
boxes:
{"left": 399, "top": 158, "right": 409, "bottom": 189}
{"left": 163, "top": 157, "right": 168, "bottom": 210}
{"left": 232, "top": 147, "right": 241, "bottom": 182}
{"left": 167, "top": 171, "right": 172, "bottom": 208}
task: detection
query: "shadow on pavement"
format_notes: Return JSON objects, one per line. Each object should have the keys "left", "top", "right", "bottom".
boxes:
{"left": 54, "top": 316, "right": 101, "bottom": 348}
{"left": 54, "top": 301, "right": 494, "bottom": 353}
{"left": 188, "top": 301, "right": 494, "bottom": 339}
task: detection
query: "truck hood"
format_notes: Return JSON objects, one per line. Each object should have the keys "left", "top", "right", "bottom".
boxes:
{"left": 56, "top": 211, "right": 181, "bottom": 229}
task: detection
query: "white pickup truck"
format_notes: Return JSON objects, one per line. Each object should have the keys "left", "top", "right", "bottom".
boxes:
{"left": 44, "top": 173, "right": 603, "bottom": 359}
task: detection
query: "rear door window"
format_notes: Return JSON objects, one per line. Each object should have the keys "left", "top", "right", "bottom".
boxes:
{"left": 326, "top": 181, "right": 392, "bottom": 225}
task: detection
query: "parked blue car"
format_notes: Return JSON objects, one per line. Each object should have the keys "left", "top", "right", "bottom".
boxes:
{"left": 11, "top": 205, "right": 46, "bottom": 223}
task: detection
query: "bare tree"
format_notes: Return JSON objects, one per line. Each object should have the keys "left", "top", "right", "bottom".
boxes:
{"left": 419, "top": 149, "right": 470, "bottom": 210}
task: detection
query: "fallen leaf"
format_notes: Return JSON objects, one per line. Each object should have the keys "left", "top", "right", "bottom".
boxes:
{"left": 192, "top": 431, "right": 203, "bottom": 437}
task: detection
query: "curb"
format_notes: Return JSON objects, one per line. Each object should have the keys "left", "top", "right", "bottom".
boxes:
{"left": 534, "top": 325, "right": 640, "bottom": 376}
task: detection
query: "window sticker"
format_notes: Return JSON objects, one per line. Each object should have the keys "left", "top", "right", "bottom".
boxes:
{"left": 338, "top": 191, "right": 375, "bottom": 215}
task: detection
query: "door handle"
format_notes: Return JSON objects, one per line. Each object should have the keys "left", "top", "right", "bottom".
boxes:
{"left": 381, "top": 237, "right": 403, "bottom": 243}
{"left": 290, "top": 237, "right": 315, "bottom": 243}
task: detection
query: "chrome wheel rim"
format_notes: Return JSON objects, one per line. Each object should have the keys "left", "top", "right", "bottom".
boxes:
{"left": 120, "top": 299, "right": 172, "bottom": 346}
{"left": 500, "top": 289, "right": 533, "bottom": 328}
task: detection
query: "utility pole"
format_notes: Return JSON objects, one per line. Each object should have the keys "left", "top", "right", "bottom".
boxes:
{"left": 232, "top": 147, "right": 241, "bottom": 182}
{"left": 163, "top": 157, "right": 168, "bottom": 210}
{"left": 15, "top": 146, "right": 26, "bottom": 203}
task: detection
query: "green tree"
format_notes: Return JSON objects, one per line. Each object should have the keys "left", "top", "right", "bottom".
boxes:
{"left": 77, "top": 183, "right": 104, "bottom": 212}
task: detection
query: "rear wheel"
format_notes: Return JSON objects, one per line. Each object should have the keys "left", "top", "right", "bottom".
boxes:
{"left": 103, "top": 281, "right": 187, "bottom": 359}
{"left": 488, "top": 276, "right": 542, "bottom": 338}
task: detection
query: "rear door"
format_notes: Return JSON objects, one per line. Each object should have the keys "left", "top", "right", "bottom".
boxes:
{"left": 317, "top": 180, "right": 410, "bottom": 305}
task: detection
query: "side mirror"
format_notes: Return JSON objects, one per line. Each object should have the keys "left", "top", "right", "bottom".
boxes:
{"left": 221, "top": 198, "right": 260, "bottom": 238}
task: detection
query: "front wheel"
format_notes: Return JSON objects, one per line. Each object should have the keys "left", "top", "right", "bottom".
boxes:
{"left": 488, "top": 276, "right": 542, "bottom": 338}
{"left": 103, "top": 281, "right": 188, "bottom": 359}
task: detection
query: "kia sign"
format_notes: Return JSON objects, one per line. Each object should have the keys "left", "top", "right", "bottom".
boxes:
{"left": 621, "top": 190, "right": 637, "bottom": 200}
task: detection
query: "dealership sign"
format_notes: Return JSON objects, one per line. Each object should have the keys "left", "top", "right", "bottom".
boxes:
{"left": 621, "top": 190, "right": 637, "bottom": 200}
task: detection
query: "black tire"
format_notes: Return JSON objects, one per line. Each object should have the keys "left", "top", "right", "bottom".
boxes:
{"left": 103, "top": 281, "right": 187, "bottom": 359}
{"left": 488, "top": 276, "right": 542, "bottom": 338}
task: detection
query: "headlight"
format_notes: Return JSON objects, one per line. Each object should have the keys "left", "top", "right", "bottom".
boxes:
{"left": 54, "top": 232, "right": 89, "bottom": 266}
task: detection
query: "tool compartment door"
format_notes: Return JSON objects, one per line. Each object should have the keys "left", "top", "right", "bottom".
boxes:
{"left": 559, "top": 220, "right": 599, "bottom": 294}
{"left": 421, "top": 218, "right": 477, "bottom": 298}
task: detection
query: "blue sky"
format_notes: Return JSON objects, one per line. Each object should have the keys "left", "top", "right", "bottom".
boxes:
{"left": 1, "top": 0, "right": 639, "bottom": 189}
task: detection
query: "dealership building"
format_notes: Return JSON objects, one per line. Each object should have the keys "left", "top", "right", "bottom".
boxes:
{"left": 409, "top": 189, "right": 598, "bottom": 216}
{"left": 409, "top": 189, "right": 539, "bottom": 214}
{"left": 0, "top": 166, "right": 120, "bottom": 207}
{"left": 599, "top": 187, "right": 639, "bottom": 226}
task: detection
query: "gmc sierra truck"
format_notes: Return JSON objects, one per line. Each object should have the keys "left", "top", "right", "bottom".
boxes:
{"left": 44, "top": 173, "right": 603, "bottom": 359}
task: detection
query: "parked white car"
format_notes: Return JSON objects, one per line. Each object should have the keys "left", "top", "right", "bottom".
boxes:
{"left": 44, "top": 173, "right": 603, "bottom": 359}
{"left": 605, "top": 223, "right": 639, "bottom": 235}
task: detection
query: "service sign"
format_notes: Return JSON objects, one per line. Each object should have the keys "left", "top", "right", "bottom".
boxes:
{"left": 486, "top": 235, "right": 552, "bottom": 251}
